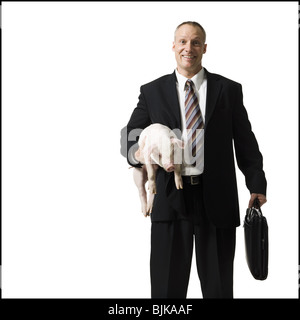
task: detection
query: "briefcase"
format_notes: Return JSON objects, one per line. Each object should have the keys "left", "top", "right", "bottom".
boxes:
{"left": 243, "top": 198, "right": 268, "bottom": 280}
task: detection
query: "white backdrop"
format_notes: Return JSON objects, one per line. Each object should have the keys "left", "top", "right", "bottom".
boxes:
{"left": 2, "top": 1, "right": 298, "bottom": 298}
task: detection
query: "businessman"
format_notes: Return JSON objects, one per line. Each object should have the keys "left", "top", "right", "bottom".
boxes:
{"left": 122, "top": 21, "right": 267, "bottom": 298}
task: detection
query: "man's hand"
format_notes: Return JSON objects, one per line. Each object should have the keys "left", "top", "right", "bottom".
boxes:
{"left": 248, "top": 193, "right": 267, "bottom": 208}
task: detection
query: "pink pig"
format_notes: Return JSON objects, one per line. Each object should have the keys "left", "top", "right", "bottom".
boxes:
{"left": 133, "top": 124, "right": 184, "bottom": 216}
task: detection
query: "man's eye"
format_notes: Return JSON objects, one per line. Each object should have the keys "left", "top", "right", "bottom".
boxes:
{"left": 180, "top": 40, "right": 185, "bottom": 44}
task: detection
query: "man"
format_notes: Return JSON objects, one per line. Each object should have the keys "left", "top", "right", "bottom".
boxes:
{"left": 121, "top": 21, "right": 267, "bottom": 298}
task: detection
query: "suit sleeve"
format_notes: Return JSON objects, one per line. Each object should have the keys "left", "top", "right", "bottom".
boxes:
{"left": 120, "top": 86, "right": 151, "bottom": 167}
{"left": 232, "top": 84, "right": 267, "bottom": 195}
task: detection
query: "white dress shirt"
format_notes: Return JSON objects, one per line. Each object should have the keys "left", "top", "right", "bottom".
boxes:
{"left": 175, "top": 68, "right": 207, "bottom": 176}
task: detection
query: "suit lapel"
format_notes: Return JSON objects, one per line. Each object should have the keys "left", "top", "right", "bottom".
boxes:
{"left": 166, "top": 69, "right": 223, "bottom": 130}
{"left": 165, "top": 72, "right": 182, "bottom": 131}
{"left": 204, "top": 68, "right": 223, "bottom": 129}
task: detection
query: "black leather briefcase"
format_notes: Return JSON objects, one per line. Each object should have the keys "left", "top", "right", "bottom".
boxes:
{"left": 243, "top": 198, "right": 268, "bottom": 280}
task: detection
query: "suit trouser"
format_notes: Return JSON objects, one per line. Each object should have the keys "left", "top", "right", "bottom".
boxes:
{"left": 150, "top": 181, "right": 236, "bottom": 299}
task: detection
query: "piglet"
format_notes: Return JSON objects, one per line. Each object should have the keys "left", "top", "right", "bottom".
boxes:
{"left": 133, "top": 123, "right": 184, "bottom": 216}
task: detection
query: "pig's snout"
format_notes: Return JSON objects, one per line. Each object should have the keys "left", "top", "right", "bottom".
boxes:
{"left": 164, "top": 163, "right": 175, "bottom": 172}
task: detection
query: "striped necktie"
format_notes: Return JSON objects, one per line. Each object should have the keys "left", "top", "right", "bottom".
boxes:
{"left": 184, "top": 79, "right": 204, "bottom": 161}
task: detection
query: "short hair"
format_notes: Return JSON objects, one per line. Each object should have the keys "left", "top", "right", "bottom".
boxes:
{"left": 174, "top": 21, "right": 206, "bottom": 43}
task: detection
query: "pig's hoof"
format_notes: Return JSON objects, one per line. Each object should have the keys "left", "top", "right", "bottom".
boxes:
{"left": 146, "top": 203, "right": 153, "bottom": 214}
{"left": 175, "top": 178, "right": 183, "bottom": 190}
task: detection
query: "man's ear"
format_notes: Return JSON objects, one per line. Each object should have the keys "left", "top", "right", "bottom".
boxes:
{"left": 172, "top": 41, "right": 175, "bottom": 52}
{"left": 203, "top": 43, "right": 207, "bottom": 54}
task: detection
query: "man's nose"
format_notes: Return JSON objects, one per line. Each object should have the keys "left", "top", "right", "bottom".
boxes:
{"left": 185, "top": 42, "right": 192, "bottom": 52}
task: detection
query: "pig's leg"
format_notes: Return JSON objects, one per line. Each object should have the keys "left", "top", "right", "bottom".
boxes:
{"left": 174, "top": 164, "right": 183, "bottom": 190}
{"left": 133, "top": 166, "right": 148, "bottom": 216}
{"left": 146, "top": 192, "right": 155, "bottom": 215}
{"left": 146, "top": 163, "right": 158, "bottom": 214}
{"left": 146, "top": 163, "right": 157, "bottom": 194}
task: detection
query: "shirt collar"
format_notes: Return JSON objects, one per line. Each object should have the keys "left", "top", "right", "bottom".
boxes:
{"left": 175, "top": 67, "right": 205, "bottom": 91}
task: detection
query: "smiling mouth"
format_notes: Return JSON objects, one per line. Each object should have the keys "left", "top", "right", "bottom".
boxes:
{"left": 182, "top": 55, "right": 195, "bottom": 60}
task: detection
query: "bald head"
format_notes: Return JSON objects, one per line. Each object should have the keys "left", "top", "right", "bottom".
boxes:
{"left": 174, "top": 21, "right": 206, "bottom": 43}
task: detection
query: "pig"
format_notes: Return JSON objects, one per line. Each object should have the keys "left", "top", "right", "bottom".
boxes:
{"left": 133, "top": 123, "right": 184, "bottom": 216}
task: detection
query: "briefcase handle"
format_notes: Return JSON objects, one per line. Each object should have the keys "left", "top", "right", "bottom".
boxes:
{"left": 253, "top": 197, "right": 262, "bottom": 212}
{"left": 246, "top": 198, "right": 263, "bottom": 223}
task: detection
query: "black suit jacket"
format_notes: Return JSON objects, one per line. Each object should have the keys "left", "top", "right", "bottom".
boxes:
{"left": 122, "top": 69, "right": 267, "bottom": 228}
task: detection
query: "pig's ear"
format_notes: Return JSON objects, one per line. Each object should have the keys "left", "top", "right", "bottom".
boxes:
{"left": 171, "top": 137, "right": 184, "bottom": 149}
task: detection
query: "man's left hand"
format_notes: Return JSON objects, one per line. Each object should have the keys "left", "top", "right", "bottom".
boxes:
{"left": 248, "top": 193, "right": 267, "bottom": 208}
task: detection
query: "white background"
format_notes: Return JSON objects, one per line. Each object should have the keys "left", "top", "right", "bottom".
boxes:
{"left": 2, "top": 1, "right": 298, "bottom": 298}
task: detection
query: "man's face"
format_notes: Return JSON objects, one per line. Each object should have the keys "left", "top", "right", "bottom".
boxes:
{"left": 172, "top": 24, "right": 207, "bottom": 77}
